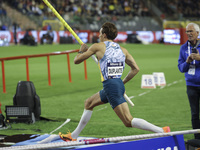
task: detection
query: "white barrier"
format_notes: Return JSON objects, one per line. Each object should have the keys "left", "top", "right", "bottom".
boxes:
{"left": 141, "top": 74, "right": 156, "bottom": 89}
{"left": 153, "top": 72, "right": 166, "bottom": 86}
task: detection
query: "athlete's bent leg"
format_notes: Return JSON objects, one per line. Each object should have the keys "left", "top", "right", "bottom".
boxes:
{"left": 114, "top": 102, "right": 133, "bottom": 127}
{"left": 71, "top": 92, "right": 105, "bottom": 139}
{"left": 114, "top": 102, "right": 164, "bottom": 133}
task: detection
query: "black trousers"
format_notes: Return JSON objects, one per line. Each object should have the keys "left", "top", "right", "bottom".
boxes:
{"left": 187, "top": 86, "right": 200, "bottom": 139}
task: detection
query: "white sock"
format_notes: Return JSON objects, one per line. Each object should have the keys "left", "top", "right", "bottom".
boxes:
{"left": 131, "top": 118, "right": 164, "bottom": 133}
{"left": 71, "top": 109, "right": 93, "bottom": 139}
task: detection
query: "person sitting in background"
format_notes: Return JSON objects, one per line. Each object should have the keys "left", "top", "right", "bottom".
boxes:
{"left": 20, "top": 29, "right": 37, "bottom": 46}
{"left": 40, "top": 30, "right": 54, "bottom": 45}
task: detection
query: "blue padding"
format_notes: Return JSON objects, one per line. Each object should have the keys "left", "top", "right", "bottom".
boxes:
{"left": 14, "top": 134, "right": 53, "bottom": 146}
{"left": 12, "top": 135, "right": 185, "bottom": 150}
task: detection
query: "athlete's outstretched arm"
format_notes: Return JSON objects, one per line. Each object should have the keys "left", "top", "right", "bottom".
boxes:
{"left": 74, "top": 43, "right": 105, "bottom": 64}
{"left": 74, "top": 44, "right": 96, "bottom": 64}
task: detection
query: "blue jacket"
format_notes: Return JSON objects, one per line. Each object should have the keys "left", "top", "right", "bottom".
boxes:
{"left": 178, "top": 41, "right": 200, "bottom": 86}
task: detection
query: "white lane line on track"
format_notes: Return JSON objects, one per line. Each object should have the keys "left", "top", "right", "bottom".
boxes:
{"left": 129, "top": 79, "right": 183, "bottom": 100}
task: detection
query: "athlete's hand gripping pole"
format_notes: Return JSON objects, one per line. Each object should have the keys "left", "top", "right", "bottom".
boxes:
{"left": 43, "top": 0, "right": 134, "bottom": 107}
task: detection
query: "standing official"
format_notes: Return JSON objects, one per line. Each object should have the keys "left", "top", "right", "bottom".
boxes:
{"left": 178, "top": 22, "right": 200, "bottom": 139}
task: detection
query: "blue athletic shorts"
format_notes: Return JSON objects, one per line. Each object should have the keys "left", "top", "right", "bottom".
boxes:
{"left": 99, "top": 78, "right": 126, "bottom": 109}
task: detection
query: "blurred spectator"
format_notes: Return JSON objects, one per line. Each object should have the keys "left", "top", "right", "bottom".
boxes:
{"left": 154, "top": 0, "right": 200, "bottom": 19}
{"left": 7, "top": 0, "right": 200, "bottom": 22}
{"left": 139, "top": 1, "right": 150, "bottom": 16}
{"left": 31, "top": 2, "right": 42, "bottom": 16}
{"left": 7, "top": 0, "right": 151, "bottom": 23}
{"left": 1, "top": 24, "right": 8, "bottom": 30}
{"left": 13, "top": 22, "right": 18, "bottom": 45}
{"left": 10, "top": 0, "right": 19, "bottom": 8}
{"left": 42, "top": 23, "right": 52, "bottom": 31}
{"left": 159, "top": 32, "right": 164, "bottom": 44}
{"left": 108, "top": 2, "right": 115, "bottom": 14}
{"left": 9, "top": 0, "right": 200, "bottom": 32}
{"left": 38, "top": 1, "right": 45, "bottom": 12}
{"left": 123, "top": 0, "right": 131, "bottom": 15}
{"left": 92, "top": 32, "right": 98, "bottom": 43}
{"left": 0, "top": 4, "right": 7, "bottom": 16}
{"left": 40, "top": 30, "right": 54, "bottom": 44}
{"left": 20, "top": 1, "right": 30, "bottom": 14}
{"left": 20, "top": 29, "right": 37, "bottom": 46}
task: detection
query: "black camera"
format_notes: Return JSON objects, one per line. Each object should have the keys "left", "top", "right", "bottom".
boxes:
{"left": 192, "top": 48, "right": 197, "bottom": 53}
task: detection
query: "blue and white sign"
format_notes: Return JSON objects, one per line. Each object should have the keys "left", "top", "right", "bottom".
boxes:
{"left": 78, "top": 135, "right": 185, "bottom": 150}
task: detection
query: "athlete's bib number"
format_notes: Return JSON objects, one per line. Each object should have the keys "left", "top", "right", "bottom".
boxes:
{"left": 108, "top": 62, "right": 123, "bottom": 77}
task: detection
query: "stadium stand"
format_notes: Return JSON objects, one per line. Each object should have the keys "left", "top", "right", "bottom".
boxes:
{"left": 1, "top": 0, "right": 161, "bottom": 31}
{"left": 151, "top": 0, "right": 200, "bottom": 21}
{"left": 1, "top": 0, "right": 200, "bottom": 31}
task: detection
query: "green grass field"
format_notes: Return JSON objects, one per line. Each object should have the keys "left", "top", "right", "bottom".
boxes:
{"left": 0, "top": 43, "right": 193, "bottom": 141}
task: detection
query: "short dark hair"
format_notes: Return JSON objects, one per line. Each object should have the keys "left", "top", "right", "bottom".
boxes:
{"left": 101, "top": 22, "right": 118, "bottom": 40}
